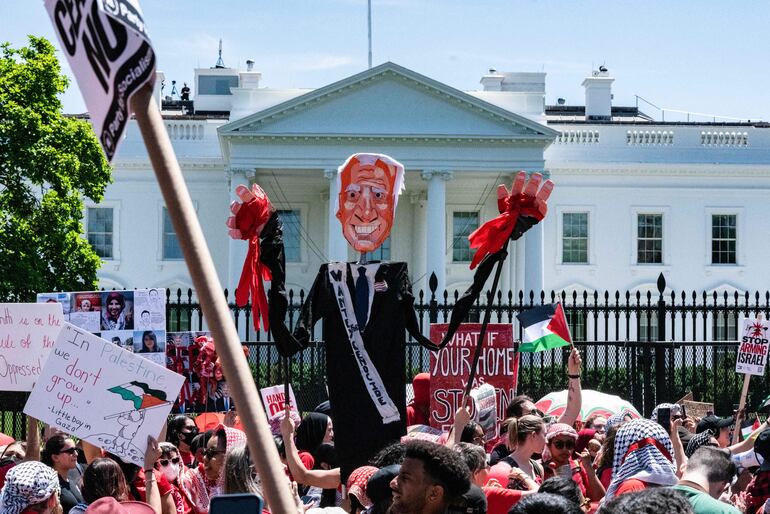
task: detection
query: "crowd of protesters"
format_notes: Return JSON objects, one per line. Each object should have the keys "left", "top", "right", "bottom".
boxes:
{"left": 2, "top": 348, "right": 770, "bottom": 514}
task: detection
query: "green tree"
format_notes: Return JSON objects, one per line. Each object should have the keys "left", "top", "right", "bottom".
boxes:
{"left": 0, "top": 36, "right": 111, "bottom": 301}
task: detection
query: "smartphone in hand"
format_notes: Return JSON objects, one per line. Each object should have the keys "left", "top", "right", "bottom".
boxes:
{"left": 657, "top": 407, "right": 671, "bottom": 434}
{"left": 210, "top": 493, "right": 264, "bottom": 514}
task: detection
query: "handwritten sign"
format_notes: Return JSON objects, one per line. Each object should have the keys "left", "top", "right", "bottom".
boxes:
{"left": 260, "top": 384, "right": 299, "bottom": 422}
{"left": 0, "top": 303, "right": 63, "bottom": 391}
{"left": 736, "top": 318, "right": 770, "bottom": 376}
{"left": 24, "top": 323, "right": 184, "bottom": 466}
{"left": 429, "top": 324, "right": 519, "bottom": 431}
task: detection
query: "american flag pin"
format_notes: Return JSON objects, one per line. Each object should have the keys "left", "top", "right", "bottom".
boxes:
{"left": 374, "top": 280, "right": 388, "bottom": 292}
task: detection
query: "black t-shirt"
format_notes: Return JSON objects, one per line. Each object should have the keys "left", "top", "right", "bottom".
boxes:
{"left": 58, "top": 473, "right": 84, "bottom": 514}
{"left": 295, "top": 262, "right": 433, "bottom": 481}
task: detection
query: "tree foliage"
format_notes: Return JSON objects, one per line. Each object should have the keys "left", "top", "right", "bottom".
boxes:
{"left": 0, "top": 36, "right": 111, "bottom": 301}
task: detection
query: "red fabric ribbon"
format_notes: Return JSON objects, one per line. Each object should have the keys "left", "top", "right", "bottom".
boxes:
{"left": 467, "top": 192, "right": 545, "bottom": 270}
{"left": 621, "top": 437, "right": 673, "bottom": 464}
{"left": 234, "top": 194, "right": 273, "bottom": 331}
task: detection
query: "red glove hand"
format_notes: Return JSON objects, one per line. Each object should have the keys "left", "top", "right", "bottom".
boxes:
{"left": 468, "top": 171, "right": 554, "bottom": 269}
{"left": 226, "top": 184, "right": 276, "bottom": 330}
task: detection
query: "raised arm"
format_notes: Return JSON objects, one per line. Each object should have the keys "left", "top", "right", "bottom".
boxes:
{"left": 557, "top": 348, "right": 582, "bottom": 426}
{"left": 279, "top": 407, "right": 341, "bottom": 490}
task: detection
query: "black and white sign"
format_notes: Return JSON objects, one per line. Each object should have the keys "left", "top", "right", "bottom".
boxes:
{"left": 45, "top": 0, "right": 155, "bottom": 161}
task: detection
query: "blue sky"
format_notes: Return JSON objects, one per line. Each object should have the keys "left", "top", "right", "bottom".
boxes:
{"left": 3, "top": 1, "right": 769, "bottom": 121}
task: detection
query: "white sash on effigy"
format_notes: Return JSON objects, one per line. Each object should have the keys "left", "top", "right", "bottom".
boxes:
{"left": 328, "top": 262, "right": 401, "bottom": 424}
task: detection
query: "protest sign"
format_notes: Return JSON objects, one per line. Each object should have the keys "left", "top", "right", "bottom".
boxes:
{"left": 683, "top": 400, "right": 714, "bottom": 419}
{"left": 0, "top": 303, "right": 64, "bottom": 391}
{"left": 24, "top": 323, "right": 184, "bottom": 466}
{"left": 260, "top": 384, "right": 299, "bottom": 421}
{"left": 736, "top": 318, "right": 770, "bottom": 376}
{"left": 44, "top": 0, "right": 155, "bottom": 161}
{"left": 469, "top": 383, "right": 498, "bottom": 441}
{"left": 38, "top": 289, "right": 166, "bottom": 367}
{"left": 429, "top": 324, "right": 518, "bottom": 431}
{"left": 733, "top": 316, "right": 770, "bottom": 442}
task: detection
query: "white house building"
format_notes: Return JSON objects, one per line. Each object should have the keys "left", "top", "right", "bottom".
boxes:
{"left": 86, "top": 61, "right": 770, "bottom": 338}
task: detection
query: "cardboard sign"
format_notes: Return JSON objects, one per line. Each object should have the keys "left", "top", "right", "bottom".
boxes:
{"left": 470, "top": 383, "right": 498, "bottom": 441}
{"left": 736, "top": 318, "right": 770, "bottom": 376}
{"left": 0, "top": 303, "right": 64, "bottom": 391}
{"left": 260, "top": 384, "right": 299, "bottom": 421}
{"left": 429, "top": 324, "right": 519, "bottom": 431}
{"left": 683, "top": 400, "right": 714, "bottom": 419}
{"left": 24, "top": 323, "right": 184, "bottom": 466}
{"left": 44, "top": 0, "right": 155, "bottom": 161}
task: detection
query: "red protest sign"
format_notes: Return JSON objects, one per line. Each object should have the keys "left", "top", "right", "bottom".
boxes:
{"left": 429, "top": 324, "right": 519, "bottom": 431}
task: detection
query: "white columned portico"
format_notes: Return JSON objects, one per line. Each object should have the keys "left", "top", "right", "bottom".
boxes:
{"left": 324, "top": 168, "right": 348, "bottom": 262}
{"left": 422, "top": 170, "right": 452, "bottom": 294}
{"left": 227, "top": 168, "right": 250, "bottom": 294}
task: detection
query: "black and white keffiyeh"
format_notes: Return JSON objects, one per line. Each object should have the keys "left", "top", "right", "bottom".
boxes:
{"left": 604, "top": 419, "right": 677, "bottom": 501}
{"left": 649, "top": 403, "right": 682, "bottom": 424}
{"left": 685, "top": 430, "right": 715, "bottom": 458}
{"left": 0, "top": 461, "right": 60, "bottom": 514}
{"left": 605, "top": 411, "right": 632, "bottom": 432}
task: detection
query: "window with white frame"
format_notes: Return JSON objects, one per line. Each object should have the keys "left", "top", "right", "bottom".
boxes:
{"left": 278, "top": 210, "right": 301, "bottom": 262}
{"left": 637, "top": 214, "right": 663, "bottom": 264}
{"left": 162, "top": 207, "right": 184, "bottom": 260}
{"left": 562, "top": 212, "right": 589, "bottom": 264}
{"left": 711, "top": 214, "right": 737, "bottom": 264}
{"left": 372, "top": 236, "right": 391, "bottom": 261}
{"left": 712, "top": 311, "right": 738, "bottom": 341}
{"left": 452, "top": 212, "right": 479, "bottom": 262}
{"left": 87, "top": 207, "right": 114, "bottom": 259}
{"left": 639, "top": 313, "right": 659, "bottom": 342}
{"left": 566, "top": 310, "right": 586, "bottom": 342}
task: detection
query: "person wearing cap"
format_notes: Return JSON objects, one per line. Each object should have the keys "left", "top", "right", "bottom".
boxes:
{"left": 673, "top": 446, "right": 740, "bottom": 514}
{"left": 366, "top": 464, "right": 399, "bottom": 514}
{"left": 746, "top": 429, "right": 770, "bottom": 513}
{"left": 542, "top": 423, "right": 605, "bottom": 502}
{"left": 0, "top": 461, "right": 61, "bottom": 514}
{"left": 697, "top": 415, "right": 735, "bottom": 448}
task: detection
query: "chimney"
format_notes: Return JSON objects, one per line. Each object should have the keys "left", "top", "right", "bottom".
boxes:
{"left": 480, "top": 68, "right": 504, "bottom": 91}
{"left": 581, "top": 67, "right": 614, "bottom": 121}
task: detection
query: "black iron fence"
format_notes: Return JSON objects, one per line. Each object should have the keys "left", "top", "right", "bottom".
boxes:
{"left": 165, "top": 273, "right": 770, "bottom": 417}
{"left": 2, "top": 274, "right": 768, "bottom": 439}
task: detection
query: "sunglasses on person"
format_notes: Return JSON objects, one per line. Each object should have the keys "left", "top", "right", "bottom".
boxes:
{"left": 159, "top": 457, "right": 181, "bottom": 467}
{"left": 58, "top": 448, "right": 78, "bottom": 455}
{"left": 203, "top": 448, "right": 225, "bottom": 459}
{"left": 551, "top": 440, "right": 575, "bottom": 450}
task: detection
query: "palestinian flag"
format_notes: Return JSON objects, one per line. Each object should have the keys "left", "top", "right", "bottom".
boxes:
{"left": 516, "top": 303, "right": 572, "bottom": 352}
{"left": 108, "top": 381, "right": 168, "bottom": 410}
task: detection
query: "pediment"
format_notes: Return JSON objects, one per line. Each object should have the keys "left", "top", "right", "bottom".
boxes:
{"left": 220, "top": 62, "right": 557, "bottom": 141}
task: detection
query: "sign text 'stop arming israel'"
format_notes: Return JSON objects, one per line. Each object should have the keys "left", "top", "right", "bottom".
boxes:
{"left": 44, "top": 0, "right": 155, "bottom": 161}
{"left": 736, "top": 318, "right": 770, "bottom": 376}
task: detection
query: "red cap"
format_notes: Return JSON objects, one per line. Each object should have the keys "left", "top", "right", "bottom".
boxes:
{"left": 85, "top": 497, "right": 155, "bottom": 514}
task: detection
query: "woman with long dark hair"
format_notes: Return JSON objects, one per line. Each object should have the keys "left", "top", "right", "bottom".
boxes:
{"left": 41, "top": 435, "right": 84, "bottom": 514}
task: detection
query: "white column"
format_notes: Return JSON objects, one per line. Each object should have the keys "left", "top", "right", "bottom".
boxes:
{"left": 524, "top": 223, "right": 544, "bottom": 298}
{"left": 411, "top": 194, "right": 428, "bottom": 290}
{"left": 227, "top": 168, "right": 250, "bottom": 295}
{"left": 324, "top": 168, "right": 349, "bottom": 262}
{"left": 421, "top": 170, "right": 452, "bottom": 294}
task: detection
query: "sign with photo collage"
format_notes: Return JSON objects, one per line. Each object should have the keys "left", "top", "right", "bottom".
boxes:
{"left": 166, "top": 331, "right": 235, "bottom": 413}
{"left": 37, "top": 289, "right": 166, "bottom": 367}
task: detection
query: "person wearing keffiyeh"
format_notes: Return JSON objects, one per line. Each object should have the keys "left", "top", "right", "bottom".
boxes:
{"left": 604, "top": 419, "right": 678, "bottom": 501}
{"left": 0, "top": 461, "right": 61, "bottom": 514}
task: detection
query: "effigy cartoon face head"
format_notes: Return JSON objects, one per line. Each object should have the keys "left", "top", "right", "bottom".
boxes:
{"left": 335, "top": 153, "right": 405, "bottom": 253}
